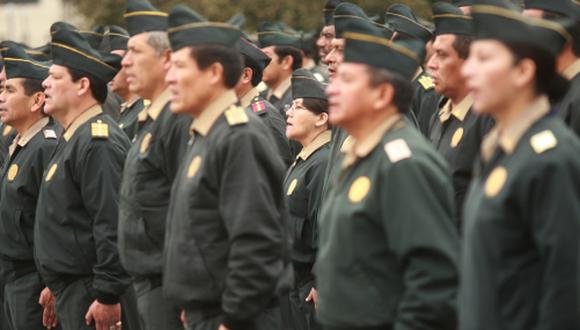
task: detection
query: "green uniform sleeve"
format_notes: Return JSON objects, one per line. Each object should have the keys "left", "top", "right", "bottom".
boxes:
{"left": 305, "top": 156, "right": 328, "bottom": 252}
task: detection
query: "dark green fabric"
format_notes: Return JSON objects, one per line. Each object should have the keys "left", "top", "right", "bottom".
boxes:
{"left": 292, "top": 69, "right": 327, "bottom": 101}
{"left": 125, "top": 0, "right": 167, "bottom": 36}
{"left": 316, "top": 119, "right": 459, "bottom": 329}
{"left": 555, "top": 73, "right": 580, "bottom": 136}
{"left": 432, "top": 2, "right": 473, "bottom": 36}
{"left": 460, "top": 115, "right": 580, "bottom": 330}
{"left": 133, "top": 277, "right": 182, "bottom": 330}
{"left": 0, "top": 124, "right": 17, "bottom": 169}
{"left": 320, "top": 127, "right": 350, "bottom": 204}
{"left": 257, "top": 22, "right": 302, "bottom": 49}
{"left": 282, "top": 280, "right": 320, "bottom": 330}
{"left": 34, "top": 112, "right": 132, "bottom": 303}
{"left": 524, "top": 0, "right": 580, "bottom": 20}
{"left": 102, "top": 87, "right": 122, "bottom": 122}
{"left": 384, "top": 4, "right": 433, "bottom": 43}
{"left": 411, "top": 72, "right": 442, "bottom": 136}
{"left": 118, "top": 103, "right": 192, "bottom": 276}
{"left": 2, "top": 43, "right": 49, "bottom": 80}
{"left": 185, "top": 306, "right": 282, "bottom": 330}
{"left": 118, "top": 98, "right": 146, "bottom": 141}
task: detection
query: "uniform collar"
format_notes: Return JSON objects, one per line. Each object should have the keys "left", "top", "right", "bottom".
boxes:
{"left": 240, "top": 87, "right": 260, "bottom": 108}
{"left": 341, "top": 114, "right": 403, "bottom": 169}
{"left": 268, "top": 76, "right": 292, "bottom": 100}
{"left": 191, "top": 90, "right": 238, "bottom": 136}
{"left": 138, "top": 89, "right": 170, "bottom": 122}
{"left": 481, "top": 95, "right": 550, "bottom": 161}
{"left": 297, "top": 130, "right": 331, "bottom": 161}
{"left": 413, "top": 67, "right": 423, "bottom": 81}
{"left": 563, "top": 58, "right": 580, "bottom": 80}
{"left": 120, "top": 97, "right": 141, "bottom": 113}
{"left": 9, "top": 117, "right": 50, "bottom": 155}
{"left": 439, "top": 94, "right": 473, "bottom": 123}
{"left": 63, "top": 105, "right": 103, "bottom": 141}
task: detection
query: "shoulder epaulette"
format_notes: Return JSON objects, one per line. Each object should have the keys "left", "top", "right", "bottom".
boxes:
{"left": 418, "top": 75, "right": 435, "bottom": 90}
{"left": 91, "top": 120, "right": 109, "bottom": 139}
{"left": 43, "top": 129, "right": 57, "bottom": 140}
{"left": 225, "top": 105, "right": 249, "bottom": 126}
{"left": 530, "top": 130, "right": 557, "bottom": 154}
{"left": 384, "top": 138, "right": 412, "bottom": 163}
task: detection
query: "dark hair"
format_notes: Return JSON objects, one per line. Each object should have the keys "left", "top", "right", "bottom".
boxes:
{"left": 190, "top": 46, "right": 243, "bottom": 89}
{"left": 366, "top": 67, "right": 414, "bottom": 113}
{"left": 274, "top": 46, "right": 303, "bottom": 71}
{"left": 543, "top": 11, "right": 580, "bottom": 57}
{"left": 507, "top": 43, "right": 570, "bottom": 102}
{"left": 452, "top": 35, "right": 475, "bottom": 59}
{"left": 242, "top": 55, "right": 263, "bottom": 87}
{"left": 66, "top": 68, "right": 108, "bottom": 104}
{"left": 22, "top": 78, "right": 44, "bottom": 96}
{"left": 302, "top": 97, "right": 328, "bottom": 115}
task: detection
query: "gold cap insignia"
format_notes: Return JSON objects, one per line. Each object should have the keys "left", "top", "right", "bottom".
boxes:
{"left": 187, "top": 156, "right": 202, "bottom": 178}
{"left": 418, "top": 75, "right": 435, "bottom": 90}
{"left": 140, "top": 132, "right": 152, "bottom": 154}
{"left": 91, "top": 120, "right": 109, "bottom": 139}
{"left": 287, "top": 179, "right": 298, "bottom": 196}
{"left": 450, "top": 127, "right": 464, "bottom": 148}
{"left": 384, "top": 139, "right": 412, "bottom": 163}
{"left": 45, "top": 163, "right": 58, "bottom": 182}
{"left": 2, "top": 126, "right": 13, "bottom": 137}
{"left": 530, "top": 130, "right": 557, "bottom": 154}
{"left": 225, "top": 106, "right": 249, "bottom": 126}
{"left": 7, "top": 164, "right": 18, "bottom": 182}
{"left": 348, "top": 176, "right": 371, "bottom": 203}
{"left": 485, "top": 166, "right": 507, "bottom": 198}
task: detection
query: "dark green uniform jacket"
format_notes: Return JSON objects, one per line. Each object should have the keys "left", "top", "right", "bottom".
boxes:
{"left": 0, "top": 118, "right": 57, "bottom": 278}
{"left": 102, "top": 87, "right": 122, "bottom": 122}
{"left": 460, "top": 96, "right": 580, "bottom": 330}
{"left": 264, "top": 77, "right": 293, "bottom": 116}
{"left": 163, "top": 91, "right": 292, "bottom": 329}
{"left": 118, "top": 89, "right": 192, "bottom": 276}
{"left": 316, "top": 115, "right": 459, "bottom": 329}
{"left": 0, "top": 123, "right": 17, "bottom": 167}
{"left": 284, "top": 130, "right": 330, "bottom": 271}
{"left": 555, "top": 59, "right": 580, "bottom": 136}
{"left": 428, "top": 96, "right": 494, "bottom": 227}
{"left": 412, "top": 70, "right": 442, "bottom": 136}
{"left": 34, "top": 105, "right": 132, "bottom": 304}
{"left": 241, "top": 87, "right": 293, "bottom": 167}
{"left": 118, "top": 97, "right": 146, "bottom": 142}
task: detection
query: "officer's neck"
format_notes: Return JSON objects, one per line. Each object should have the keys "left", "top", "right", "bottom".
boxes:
{"left": 556, "top": 46, "right": 577, "bottom": 76}
{"left": 344, "top": 105, "right": 398, "bottom": 142}
{"left": 55, "top": 97, "right": 99, "bottom": 130}
{"left": 494, "top": 87, "right": 537, "bottom": 131}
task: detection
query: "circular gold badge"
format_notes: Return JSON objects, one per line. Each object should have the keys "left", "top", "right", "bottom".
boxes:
{"left": 450, "top": 127, "right": 464, "bottom": 148}
{"left": 287, "top": 179, "right": 298, "bottom": 196}
{"left": 45, "top": 164, "right": 58, "bottom": 182}
{"left": 187, "top": 156, "right": 202, "bottom": 179}
{"left": 7, "top": 164, "right": 18, "bottom": 182}
{"left": 485, "top": 166, "right": 507, "bottom": 198}
{"left": 140, "top": 133, "right": 152, "bottom": 154}
{"left": 348, "top": 176, "right": 371, "bottom": 203}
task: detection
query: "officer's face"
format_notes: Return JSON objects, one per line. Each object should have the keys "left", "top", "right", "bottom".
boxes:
{"left": 462, "top": 40, "right": 521, "bottom": 115}
{"left": 317, "top": 25, "right": 336, "bottom": 63}
{"left": 166, "top": 47, "right": 214, "bottom": 116}
{"left": 123, "top": 33, "right": 169, "bottom": 99}
{"left": 109, "top": 49, "right": 130, "bottom": 97}
{"left": 286, "top": 98, "right": 327, "bottom": 143}
{"left": 261, "top": 46, "right": 284, "bottom": 87}
{"left": 42, "top": 65, "right": 79, "bottom": 115}
{"left": 0, "top": 68, "right": 5, "bottom": 94}
{"left": 0, "top": 78, "right": 36, "bottom": 126}
{"left": 325, "top": 38, "right": 345, "bottom": 80}
{"left": 427, "top": 34, "right": 467, "bottom": 97}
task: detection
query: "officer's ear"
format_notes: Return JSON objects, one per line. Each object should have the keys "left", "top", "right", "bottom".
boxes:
{"left": 315, "top": 111, "right": 329, "bottom": 128}
{"left": 30, "top": 91, "right": 46, "bottom": 113}
{"left": 239, "top": 67, "right": 253, "bottom": 85}
{"left": 281, "top": 55, "right": 294, "bottom": 71}
{"left": 161, "top": 48, "right": 172, "bottom": 72}
{"left": 206, "top": 61, "right": 226, "bottom": 87}
{"left": 371, "top": 82, "right": 395, "bottom": 112}
{"left": 76, "top": 77, "right": 92, "bottom": 97}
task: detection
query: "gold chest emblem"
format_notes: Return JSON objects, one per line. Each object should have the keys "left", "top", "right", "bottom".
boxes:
{"left": 7, "top": 164, "right": 18, "bottom": 182}
{"left": 187, "top": 156, "right": 202, "bottom": 179}
{"left": 450, "top": 127, "right": 464, "bottom": 148}
{"left": 348, "top": 176, "right": 371, "bottom": 203}
{"left": 2, "top": 126, "right": 12, "bottom": 137}
{"left": 287, "top": 179, "right": 298, "bottom": 196}
{"left": 140, "top": 133, "right": 152, "bottom": 154}
{"left": 45, "top": 164, "right": 58, "bottom": 182}
{"left": 485, "top": 166, "right": 507, "bottom": 198}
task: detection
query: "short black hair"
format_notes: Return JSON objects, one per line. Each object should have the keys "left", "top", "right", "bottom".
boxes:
{"left": 190, "top": 46, "right": 243, "bottom": 89}
{"left": 66, "top": 67, "right": 108, "bottom": 104}
{"left": 274, "top": 46, "right": 303, "bottom": 71}
{"left": 452, "top": 34, "right": 475, "bottom": 59}
{"left": 543, "top": 11, "right": 580, "bottom": 57}
{"left": 366, "top": 67, "right": 414, "bottom": 114}
{"left": 302, "top": 97, "right": 328, "bottom": 115}
{"left": 21, "top": 78, "right": 44, "bottom": 97}
{"left": 242, "top": 55, "right": 263, "bottom": 87}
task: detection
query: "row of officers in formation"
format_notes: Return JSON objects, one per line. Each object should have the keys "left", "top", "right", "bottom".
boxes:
{"left": 0, "top": 0, "right": 578, "bottom": 329}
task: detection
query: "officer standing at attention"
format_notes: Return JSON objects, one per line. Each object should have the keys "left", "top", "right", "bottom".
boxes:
{"left": 163, "top": 5, "right": 291, "bottom": 330}
{"left": 460, "top": 1, "right": 580, "bottom": 329}
{"left": 282, "top": 68, "right": 331, "bottom": 330}
{"left": 118, "top": 0, "right": 192, "bottom": 328}
{"left": 317, "top": 18, "right": 459, "bottom": 330}
{"left": 427, "top": 1, "right": 493, "bottom": 227}
{"left": 34, "top": 23, "right": 133, "bottom": 330}
{"left": 524, "top": 0, "right": 580, "bottom": 136}
{"left": 0, "top": 44, "right": 59, "bottom": 330}
{"left": 0, "top": 60, "right": 17, "bottom": 168}
{"left": 235, "top": 37, "right": 293, "bottom": 166}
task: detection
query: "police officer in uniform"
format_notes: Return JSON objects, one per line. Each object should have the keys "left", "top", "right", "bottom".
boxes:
{"left": 34, "top": 23, "right": 134, "bottom": 330}
{"left": 0, "top": 60, "right": 17, "bottom": 168}
{"left": 118, "top": 0, "right": 192, "bottom": 328}
{"left": 235, "top": 37, "right": 293, "bottom": 166}
{"left": 460, "top": 1, "right": 580, "bottom": 328}
{"left": 282, "top": 68, "right": 330, "bottom": 330}
{"left": 163, "top": 5, "right": 291, "bottom": 330}
{"left": 317, "top": 18, "right": 459, "bottom": 330}
{"left": 0, "top": 44, "right": 59, "bottom": 330}
{"left": 317, "top": 0, "right": 343, "bottom": 65}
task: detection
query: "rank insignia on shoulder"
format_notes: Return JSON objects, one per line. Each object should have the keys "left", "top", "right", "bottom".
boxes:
{"left": 418, "top": 75, "right": 435, "bottom": 90}
{"left": 251, "top": 99, "right": 266, "bottom": 114}
{"left": 530, "top": 130, "right": 557, "bottom": 154}
{"left": 225, "top": 105, "right": 249, "bottom": 126}
{"left": 384, "top": 139, "right": 412, "bottom": 163}
{"left": 91, "top": 120, "right": 109, "bottom": 139}
{"left": 43, "top": 129, "right": 57, "bottom": 139}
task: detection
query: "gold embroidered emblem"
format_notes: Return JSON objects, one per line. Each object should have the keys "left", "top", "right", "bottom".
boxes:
{"left": 530, "top": 130, "right": 557, "bottom": 154}
{"left": 2, "top": 126, "right": 12, "bottom": 137}
{"left": 7, "top": 164, "right": 18, "bottom": 182}
{"left": 287, "top": 179, "right": 298, "bottom": 196}
{"left": 418, "top": 75, "right": 435, "bottom": 90}
{"left": 224, "top": 106, "right": 249, "bottom": 126}
{"left": 140, "top": 133, "right": 152, "bottom": 154}
{"left": 348, "top": 176, "right": 371, "bottom": 203}
{"left": 91, "top": 120, "right": 109, "bottom": 138}
{"left": 485, "top": 167, "right": 507, "bottom": 198}
{"left": 187, "top": 156, "right": 202, "bottom": 178}
{"left": 450, "top": 127, "right": 464, "bottom": 148}
{"left": 45, "top": 164, "right": 58, "bottom": 182}
{"left": 384, "top": 139, "right": 412, "bottom": 163}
